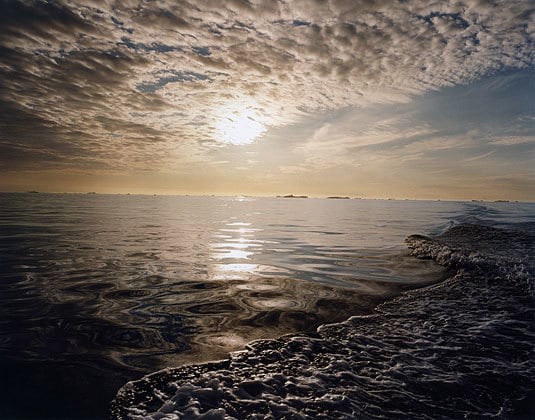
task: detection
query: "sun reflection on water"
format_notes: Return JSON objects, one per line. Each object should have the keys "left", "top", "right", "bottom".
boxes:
{"left": 213, "top": 249, "right": 255, "bottom": 260}
{"left": 210, "top": 218, "right": 264, "bottom": 278}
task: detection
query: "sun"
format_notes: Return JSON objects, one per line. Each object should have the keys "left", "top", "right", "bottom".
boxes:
{"left": 216, "top": 106, "right": 266, "bottom": 145}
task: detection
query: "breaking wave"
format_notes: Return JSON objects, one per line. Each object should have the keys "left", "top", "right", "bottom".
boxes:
{"left": 111, "top": 224, "right": 534, "bottom": 419}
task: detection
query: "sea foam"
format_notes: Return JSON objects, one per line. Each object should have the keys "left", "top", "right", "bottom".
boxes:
{"left": 111, "top": 224, "right": 535, "bottom": 419}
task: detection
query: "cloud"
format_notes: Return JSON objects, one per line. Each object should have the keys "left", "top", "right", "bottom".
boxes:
{"left": 0, "top": 0, "right": 533, "bottom": 197}
{"left": 491, "top": 136, "right": 535, "bottom": 146}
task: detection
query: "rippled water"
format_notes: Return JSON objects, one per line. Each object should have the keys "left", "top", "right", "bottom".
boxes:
{"left": 115, "top": 223, "right": 534, "bottom": 419}
{"left": 0, "top": 193, "right": 532, "bottom": 418}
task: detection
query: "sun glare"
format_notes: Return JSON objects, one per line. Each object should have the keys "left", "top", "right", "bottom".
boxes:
{"left": 216, "top": 106, "right": 266, "bottom": 145}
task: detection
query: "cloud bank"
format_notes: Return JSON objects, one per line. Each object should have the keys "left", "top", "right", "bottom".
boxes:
{"left": 0, "top": 0, "right": 533, "bottom": 198}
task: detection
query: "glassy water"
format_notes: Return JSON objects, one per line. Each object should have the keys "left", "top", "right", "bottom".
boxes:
{"left": 0, "top": 193, "right": 532, "bottom": 418}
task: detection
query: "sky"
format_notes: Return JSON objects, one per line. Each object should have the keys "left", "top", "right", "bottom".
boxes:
{"left": 0, "top": 0, "right": 533, "bottom": 200}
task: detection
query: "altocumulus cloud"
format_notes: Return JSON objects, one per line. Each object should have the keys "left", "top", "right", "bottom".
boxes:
{"left": 0, "top": 0, "right": 533, "bottom": 195}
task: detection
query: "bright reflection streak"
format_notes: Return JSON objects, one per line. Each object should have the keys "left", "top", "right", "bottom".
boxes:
{"left": 212, "top": 243, "right": 261, "bottom": 249}
{"left": 200, "top": 333, "right": 248, "bottom": 348}
{"left": 219, "top": 228, "right": 260, "bottom": 233}
{"left": 218, "top": 263, "right": 258, "bottom": 272}
{"left": 211, "top": 263, "right": 260, "bottom": 280}
{"left": 213, "top": 249, "right": 254, "bottom": 260}
{"left": 210, "top": 218, "right": 265, "bottom": 278}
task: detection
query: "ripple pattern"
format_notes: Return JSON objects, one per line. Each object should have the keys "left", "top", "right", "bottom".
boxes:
{"left": 112, "top": 224, "right": 535, "bottom": 419}
{"left": 1, "top": 194, "right": 533, "bottom": 417}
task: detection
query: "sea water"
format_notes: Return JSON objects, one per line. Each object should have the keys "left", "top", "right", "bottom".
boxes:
{"left": 0, "top": 193, "right": 533, "bottom": 418}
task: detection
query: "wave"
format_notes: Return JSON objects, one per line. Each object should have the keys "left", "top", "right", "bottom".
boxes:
{"left": 110, "top": 224, "right": 534, "bottom": 419}
{"left": 407, "top": 223, "right": 534, "bottom": 294}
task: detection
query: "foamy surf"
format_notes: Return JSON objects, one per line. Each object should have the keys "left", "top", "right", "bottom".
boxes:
{"left": 110, "top": 224, "right": 534, "bottom": 419}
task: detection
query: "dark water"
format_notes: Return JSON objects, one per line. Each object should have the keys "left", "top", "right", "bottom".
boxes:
{"left": 114, "top": 224, "right": 534, "bottom": 419}
{"left": 0, "top": 193, "right": 533, "bottom": 418}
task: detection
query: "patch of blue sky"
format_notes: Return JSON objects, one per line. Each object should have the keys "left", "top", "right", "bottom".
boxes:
{"left": 111, "top": 16, "right": 124, "bottom": 26}
{"left": 111, "top": 17, "right": 133, "bottom": 33}
{"left": 350, "top": 68, "right": 534, "bottom": 165}
{"left": 192, "top": 46, "right": 211, "bottom": 56}
{"left": 137, "top": 71, "right": 210, "bottom": 93}
{"left": 416, "top": 11, "right": 469, "bottom": 28}
{"left": 292, "top": 19, "right": 311, "bottom": 27}
{"left": 120, "top": 37, "right": 182, "bottom": 53}
{"left": 273, "top": 19, "right": 311, "bottom": 27}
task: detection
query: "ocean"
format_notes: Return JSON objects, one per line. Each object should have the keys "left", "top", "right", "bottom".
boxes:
{"left": 0, "top": 193, "right": 533, "bottom": 418}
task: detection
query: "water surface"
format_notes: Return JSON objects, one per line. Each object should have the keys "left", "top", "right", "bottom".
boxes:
{"left": 0, "top": 193, "right": 532, "bottom": 418}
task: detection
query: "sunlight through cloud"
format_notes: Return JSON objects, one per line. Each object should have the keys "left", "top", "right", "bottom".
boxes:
{"left": 215, "top": 104, "right": 267, "bottom": 145}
